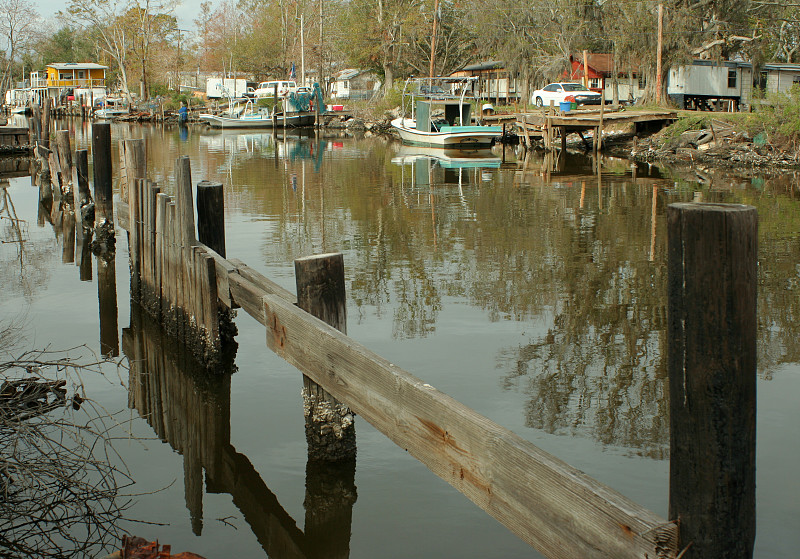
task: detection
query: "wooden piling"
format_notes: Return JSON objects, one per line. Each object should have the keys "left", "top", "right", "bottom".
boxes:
{"left": 667, "top": 203, "right": 757, "bottom": 559}
{"left": 73, "top": 149, "right": 91, "bottom": 215}
{"left": 294, "top": 252, "right": 356, "bottom": 462}
{"left": 196, "top": 181, "right": 226, "bottom": 258}
{"left": 54, "top": 130, "right": 73, "bottom": 194}
{"left": 91, "top": 122, "right": 113, "bottom": 225}
{"left": 175, "top": 156, "right": 198, "bottom": 351}
{"left": 98, "top": 253, "right": 120, "bottom": 358}
{"left": 41, "top": 98, "right": 52, "bottom": 148}
{"left": 156, "top": 193, "right": 168, "bottom": 323}
{"left": 122, "top": 139, "right": 147, "bottom": 210}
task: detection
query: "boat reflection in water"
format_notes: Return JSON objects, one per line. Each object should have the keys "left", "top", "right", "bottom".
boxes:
{"left": 392, "top": 145, "right": 501, "bottom": 189}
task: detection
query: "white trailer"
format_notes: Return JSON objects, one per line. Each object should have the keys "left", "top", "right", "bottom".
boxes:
{"left": 667, "top": 60, "right": 753, "bottom": 110}
{"left": 206, "top": 78, "right": 256, "bottom": 99}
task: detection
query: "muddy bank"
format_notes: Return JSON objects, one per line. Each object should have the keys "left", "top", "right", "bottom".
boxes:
{"left": 608, "top": 121, "right": 800, "bottom": 173}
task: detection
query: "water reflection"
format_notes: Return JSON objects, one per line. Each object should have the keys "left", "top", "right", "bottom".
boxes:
{"left": 123, "top": 304, "right": 357, "bottom": 558}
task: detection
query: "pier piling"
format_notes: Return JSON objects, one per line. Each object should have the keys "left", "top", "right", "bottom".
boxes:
{"left": 667, "top": 203, "right": 757, "bottom": 559}
{"left": 294, "top": 253, "right": 356, "bottom": 462}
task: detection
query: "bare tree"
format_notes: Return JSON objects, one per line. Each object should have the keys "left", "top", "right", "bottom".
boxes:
{"left": 63, "top": 0, "right": 136, "bottom": 102}
{"left": 126, "top": 0, "right": 177, "bottom": 98}
{"left": 0, "top": 0, "right": 40, "bottom": 96}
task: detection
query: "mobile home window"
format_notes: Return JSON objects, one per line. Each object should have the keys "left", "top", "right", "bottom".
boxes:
{"left": 637, "top": 75, "right": 646, "bottom": 89}
{"left": 727, "top": 70, "right": 737, "bottom": 88}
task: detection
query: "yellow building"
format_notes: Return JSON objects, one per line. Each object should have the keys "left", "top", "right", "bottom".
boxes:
{"left": 39, "top": 63, "right": 108, "bottom": 88}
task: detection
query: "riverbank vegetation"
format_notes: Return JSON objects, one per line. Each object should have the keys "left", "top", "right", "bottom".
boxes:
{"left": 0, "top": 0, "right": 798, "bottom": 106}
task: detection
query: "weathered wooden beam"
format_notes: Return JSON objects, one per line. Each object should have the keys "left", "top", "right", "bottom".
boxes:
{"left": 217, "top": 283, "right": 679, "bottom": 559}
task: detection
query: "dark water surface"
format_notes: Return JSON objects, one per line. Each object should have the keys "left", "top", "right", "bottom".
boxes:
{"left": 2, "top": 118, "right": 799, "bottom": 558}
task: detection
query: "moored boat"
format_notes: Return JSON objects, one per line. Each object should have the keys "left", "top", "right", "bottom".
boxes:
{"left": 391, "top": 77, "right": 502, "bottom": 148}
{"left": 199, "top": 96, "right": 316, "bottom": 129}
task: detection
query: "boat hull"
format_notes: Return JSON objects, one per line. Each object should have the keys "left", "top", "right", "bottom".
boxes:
{"left": 391, "top": 118, "right": 501, "bottom": 148}
{"left": 200, "top": 112, "right": 315, "bottom": 129}
{"left": 94, "top": 109, "right": 128, "bottom": 119}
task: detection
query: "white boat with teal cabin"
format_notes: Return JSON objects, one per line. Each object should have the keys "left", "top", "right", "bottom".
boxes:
{"left": 391, "top": 77, "right": 502, "bottom": 148}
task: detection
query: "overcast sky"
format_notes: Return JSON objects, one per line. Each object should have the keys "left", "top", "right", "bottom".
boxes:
{"left": 36, "top": 0, "right": 204, "bottom": 36}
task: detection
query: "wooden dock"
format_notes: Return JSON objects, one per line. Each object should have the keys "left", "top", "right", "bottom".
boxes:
{"left": 0, "top": 126, "right": 30, "bottom": 152}
{"left": 484, "top": 107, "right": 677, "bottom": 152}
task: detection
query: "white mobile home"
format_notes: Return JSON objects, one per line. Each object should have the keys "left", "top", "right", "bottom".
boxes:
{"left": 667, "top": 60, "right": 753, "bottom": 110}
{"left": 330, "top": 69, "right": 381, "bottom": 100}
{"left": 756, "top": 63, "right": 800, "bottom": 95}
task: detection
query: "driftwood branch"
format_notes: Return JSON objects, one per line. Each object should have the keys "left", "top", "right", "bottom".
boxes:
{"left": 0, "top": 346, "right": 135, "bottom": 559}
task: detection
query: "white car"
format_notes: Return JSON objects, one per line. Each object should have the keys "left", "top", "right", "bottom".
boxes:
{"left": 531, "top": 82, "right": 603, "bottom": 107}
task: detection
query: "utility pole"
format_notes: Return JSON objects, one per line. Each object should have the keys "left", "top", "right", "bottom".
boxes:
{"left": 429, "top": 0, "right": 439, "bottom": 78}
{"left": 319, "top": 0, "right": 324, "bottom": 92}
{"left": 583, "top": 50, "right": 589, "bottom": 88}
{"left": 656, "top": 3, "right": 663, "bottom": 104}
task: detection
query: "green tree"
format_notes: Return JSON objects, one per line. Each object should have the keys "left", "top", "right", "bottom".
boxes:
{"left": 334, "top": 0, "right": 427, "bottom": 94}
{"left": 34, "top": 26, "right": 96, "bottom": 66}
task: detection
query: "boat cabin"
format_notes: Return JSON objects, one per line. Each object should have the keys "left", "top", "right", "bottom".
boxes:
{"left": 415, "top": 100, "right": 473, "bottom": 132}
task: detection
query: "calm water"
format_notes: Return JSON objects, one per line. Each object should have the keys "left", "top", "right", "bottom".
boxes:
{"left": 2, "top": 118, "right": 799, "bottom": 558}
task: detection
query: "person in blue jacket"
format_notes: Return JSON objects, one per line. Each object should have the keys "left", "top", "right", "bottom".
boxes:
{"left": 178, "top": 102, "right": 188, "bottom": 123}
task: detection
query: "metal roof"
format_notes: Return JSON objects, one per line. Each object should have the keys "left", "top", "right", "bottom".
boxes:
{"left": 762, "top": 63, "right": 800, "bottom": 71}
{"left": 460, "top": 61, "right": 505, "bottom": 72}
{"left": 48, "top": 63, "right": 108, "bottom": 70}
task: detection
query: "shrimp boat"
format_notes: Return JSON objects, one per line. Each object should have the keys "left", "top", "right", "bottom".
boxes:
{"left": 391, "top": 77, "right": 502, "bottom": 148}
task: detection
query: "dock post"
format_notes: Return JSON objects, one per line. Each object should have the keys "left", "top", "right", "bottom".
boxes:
{"left": 41, "top": 98, "right": 52, "bottom": 148}
{"left": 73, "top": 149, "right": 92, "bottom": 227}
{"left": 54, "top": 130, "right": 73, "bottom": 190}
{"left": 196, "top": 180, "right": 232, "bottom": 354}
{"left": 91, "top": 122, "right": 115, "bottom": 253}
{"left": 598, "top": 97, "right": 605, "bottom": 152}
{"left": 294, "top": 253, "right": 356, "bottom": 462}
{"left": 667, "top": 203, "right": 757, "bottom": 559}
{"left": 196, "top": 181, "right": 226, "bottom": 258}
{"left": 92, "top": 123, "right": 113, "bottom": 222}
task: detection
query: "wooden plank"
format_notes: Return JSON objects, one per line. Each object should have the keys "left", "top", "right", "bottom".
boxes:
{"left": 228, "top": 258, "right": 297, "bottom": 305}
{"left": 117, "top": 201, "right": 130, "bottom": 231}
{"left": 168, "top": 201, "right": 182, "bottom": 340}
{"left": 156, "top": 193, "right": 168, "bottom": 322}
{"left": 129, "top": 179, "right": 141, "bottom": 299}
{"left": 200, "top": 251, "right": 220, "bottom": 356}
{"left": 218, "top": 279, "right": 679, "bottom": 558}
{"left": 123, "top": 139, "right": 147, "bottom": 211}
{"left": 202, "top": 246, "right": 236, "bottom": 309}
